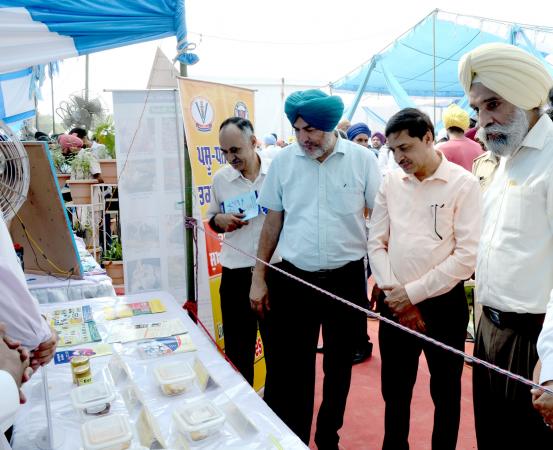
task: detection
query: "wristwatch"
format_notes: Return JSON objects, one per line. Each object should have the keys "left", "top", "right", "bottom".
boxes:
{"left": 208, "top": 214, "right": 225, "bottom": 233}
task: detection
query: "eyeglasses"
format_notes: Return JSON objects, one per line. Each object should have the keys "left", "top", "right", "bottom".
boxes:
{"left": 431, "top": 203, "right": 445, "bottom": 240}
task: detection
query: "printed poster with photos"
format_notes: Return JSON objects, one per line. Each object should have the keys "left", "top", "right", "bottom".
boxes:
{"left": 112, "top": 90, "right": 188, "bottom": 310}
{"left": 178, "top": 78, "right": 267, "bottom": 392}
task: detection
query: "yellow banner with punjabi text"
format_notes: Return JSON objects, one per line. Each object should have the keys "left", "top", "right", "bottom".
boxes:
{"left": 178, "top": 78, "right": 265, "bottom": 391}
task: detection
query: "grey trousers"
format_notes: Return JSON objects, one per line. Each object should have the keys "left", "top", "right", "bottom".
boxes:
{"left": 473, "top": 310, "right": 553, "bottom": 449}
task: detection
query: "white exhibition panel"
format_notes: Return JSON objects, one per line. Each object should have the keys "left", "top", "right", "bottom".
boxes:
{"left": 111, "top": 89, "right": 215, "bottom": 334}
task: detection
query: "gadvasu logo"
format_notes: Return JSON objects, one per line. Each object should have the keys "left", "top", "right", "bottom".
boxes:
{"left": 234, "top": 101, "right": 249, "bottom": 119}
{"left": 191, "top": 97, "right": 214, "bottom": 132}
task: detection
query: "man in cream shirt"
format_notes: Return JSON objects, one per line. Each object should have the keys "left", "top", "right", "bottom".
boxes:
{"left": 368, "top": 108, "right": 481, "bottom": 450}
{"left": 459, "top": 43, "right": 553, "bottom": 448}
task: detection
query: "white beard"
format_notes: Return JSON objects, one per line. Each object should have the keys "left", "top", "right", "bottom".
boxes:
{"left": 301, "top": 133, "right": 333, "bottom": 160}
{"left": 477, "top": 108, "right": 529, "bottom": 157}
{"left": 304, "top": 147, "right": 326, "bottom": 159}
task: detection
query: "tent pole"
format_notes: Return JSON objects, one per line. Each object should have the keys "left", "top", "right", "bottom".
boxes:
{"left": 34, "top": 93, "right": 39, "bottom": 131}
{"left": 50, "top": 66, "right": 56, "bottom": 134}
{"left": 180, "top": 61, "right": 195, "bottom": 307}
{"left": 281, "top": 77, "right": 285, "bottom": 140}
{"left": 85, "top": 55, "right": 89, "bottom": 101}
{"left": 433, "top": 10, "right": 437, "bottom": 127}
{"left": 346, "top": 58, "right": 376, "bottom": 121}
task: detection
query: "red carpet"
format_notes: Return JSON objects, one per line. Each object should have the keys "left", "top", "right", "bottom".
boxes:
{"left": 309, "top": 319, "right": 477, "bottom": 449}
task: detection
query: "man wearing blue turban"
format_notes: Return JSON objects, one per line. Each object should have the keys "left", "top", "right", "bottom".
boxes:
{"left": 284, "top": 89, "right": 345, "bottom": 133}
{"left": 346, "top": 122, "right": 370, "bottom": 144}
{"left": 250, "top": 89, "right": 381, "bottom": 449}
{"left": 347, "top": 123, "right": 379, "bottom": 158}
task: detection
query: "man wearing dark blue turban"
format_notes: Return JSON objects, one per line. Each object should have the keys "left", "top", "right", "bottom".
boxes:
{"left": 250, "top": 89, "right": 381, "bottom": 449}
{"left": 347, "top": 122, "right": 379, "bottom": 158}
{"left": 346, "top": 122, "right": 371, "bottom": 144}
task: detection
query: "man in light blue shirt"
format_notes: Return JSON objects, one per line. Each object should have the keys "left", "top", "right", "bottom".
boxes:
{"left": 249, "top": 90, "right": 380, "bottom": 449}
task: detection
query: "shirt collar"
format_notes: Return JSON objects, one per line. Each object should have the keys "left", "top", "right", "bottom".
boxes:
{"left": 400, "top": 150, "right": 450, "bottom": 183}
{"left": 224, "top": 154, "right": 267, "bottom": 182}
{"left": 519, "top": 114, "right": 553, "bottom": 151}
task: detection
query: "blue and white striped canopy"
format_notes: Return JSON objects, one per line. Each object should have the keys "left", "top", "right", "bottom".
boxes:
{"left": 0, "top": 0, "right": 198, "bottom": 123}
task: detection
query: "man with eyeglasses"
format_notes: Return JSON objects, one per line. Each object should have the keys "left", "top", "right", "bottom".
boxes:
{"left": 368, "top": 108, "right": 481, "bottom": 450}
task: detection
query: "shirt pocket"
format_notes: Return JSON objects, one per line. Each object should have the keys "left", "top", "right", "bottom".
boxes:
{"left": 328, "top": 188, "right": 365, "bottom": 215}
{"left": 502, "top": 185, "right": 545, "bottom": 234}
{"left": 430, "top": 206, "right": 454, "bottom": 241}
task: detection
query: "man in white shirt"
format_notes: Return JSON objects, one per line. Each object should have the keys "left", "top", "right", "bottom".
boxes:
{"left": 534, "top": 304, "right": 553, "bottom": 427}
{"left": 459, "top": 43, "right": 553, "bottom": 448}
{"left": 372, "top": 131, "right": 398, "bottom": 176}
{"left": 0, "top": 215, "right": 57, "bottom": 368}
{"left": 206, "top": 117, "right": 279, "bottom": 386}
{"left": 250, "top": 89, "right": 380, "bottom": 449}
{"left": 260, "top": 133, "right": 281, "bottom": 161}
{"left": 1, "top": 323, "right": 33, "bottom": 450}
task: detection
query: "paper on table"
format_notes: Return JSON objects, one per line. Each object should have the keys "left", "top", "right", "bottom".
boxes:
{"left": 104, "top": 299, "right": 166, "bottom": 320}
{"left": 136, "top": 334, "right": 196, "bottom": 358}
{"left": 107, "top": 319, "right": 187, "bottom": 343}
{"left": 53, "top": 343, "right": 113, "bottom": 364}
{"left": 48, "top": 305, "right": 102, "bottom": 347}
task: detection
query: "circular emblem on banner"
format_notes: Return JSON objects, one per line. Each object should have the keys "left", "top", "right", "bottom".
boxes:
{"left": 234, "top": 101, "right": 249, "bottom": 119}
{"left": 190, "top": 97, "right": 214, "bottom": 132}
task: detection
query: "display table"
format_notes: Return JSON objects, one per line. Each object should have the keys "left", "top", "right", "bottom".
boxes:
{"left": 26, "top": 235, "right": 116, "bottom": 304}
{"left": 27, "top": 273, "right": 116, "bottom": 304}
{"left": 11, "top": 291, "right": 306, "bottom": 449}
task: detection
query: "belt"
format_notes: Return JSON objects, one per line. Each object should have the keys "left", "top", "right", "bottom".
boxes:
{"left": 483, "top": 306, "right": 545, "bottom": 331}
{"left": 281, "top": 259, "right": 362, "bottom": 280}
{"left": 222, "top": 266, "right": 255, "bottom": 273}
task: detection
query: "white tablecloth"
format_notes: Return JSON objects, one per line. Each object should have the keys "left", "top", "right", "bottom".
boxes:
{"left": 27, "top": 273, "right": 116, "bottom": 304}
{"left": 11, "top": 291, "right": 306, "bottom": 449}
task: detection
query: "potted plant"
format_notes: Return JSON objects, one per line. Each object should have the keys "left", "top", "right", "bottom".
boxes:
{"left": 103, "top": 236, "right": 124, "bottom": 285}
{"left": 95, "top": 119, "right": 118, "bottom": 184}
{"left": 73, "top": 217, "right": 94, "bottom": 248}
{"left": 66, "top": 151, "right": 98, "bottom": 204}
{"left": 50, "top": 144, "right": 72, "bottom": 188}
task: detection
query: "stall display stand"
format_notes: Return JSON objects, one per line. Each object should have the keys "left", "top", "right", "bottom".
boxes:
{"left": 11, "top": 291, "right": 307, "bottom": 450}
{"left": 10, "top": 142, "right": 84, "bottom": 279}
{"left": 91, "top": 183, "right": 119, "bottom": 258}
{"left": 65, "top": 200, "right": 103, "bottom": 253}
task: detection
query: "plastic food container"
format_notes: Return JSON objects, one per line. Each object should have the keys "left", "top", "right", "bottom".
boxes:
{"left": 153, "top": 362, "right": 195, "bottom": 396}
{"left": 81, "top": 414, "right": 133, "bottom": 450}
{"left": 173, "top": 400, "right": 225, "bottom": 442}
{"left": 71, "top": 381, "right": 115, "bottom": 416}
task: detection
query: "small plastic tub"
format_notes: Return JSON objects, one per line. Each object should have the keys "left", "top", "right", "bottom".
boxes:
{"left": 173, "top": 400, "right": 225, "bottom": 442}
{"left": 80, "top": 414, "right": 133, "bottom": 450}
{"left": 71, "top": 381, "right": 116, "bottom": 416}
{"left": 153, "top": 362, "right": 195, "bottom": 396}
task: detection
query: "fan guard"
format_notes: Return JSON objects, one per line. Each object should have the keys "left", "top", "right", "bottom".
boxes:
{"left": 0, "top": 120, "right": 30, "bottom": 221}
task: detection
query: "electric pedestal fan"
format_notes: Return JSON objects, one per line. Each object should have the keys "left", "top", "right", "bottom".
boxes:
{"left": 0, "top": 119, "right": 30, "bottom": 220}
